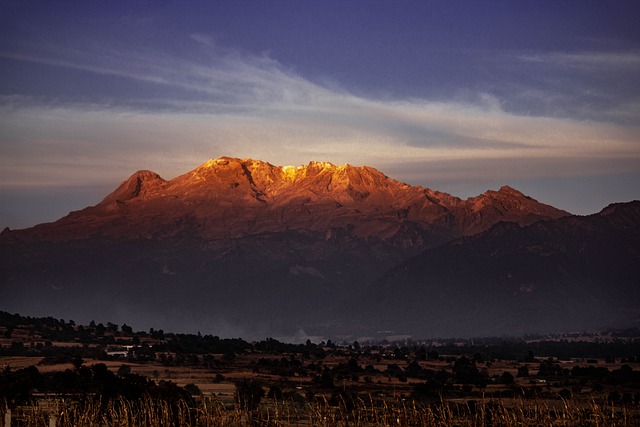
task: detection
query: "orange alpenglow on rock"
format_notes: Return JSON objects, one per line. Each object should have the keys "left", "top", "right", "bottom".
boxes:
{"left": 9, "top": 156, "right": 568, "bottom": 244}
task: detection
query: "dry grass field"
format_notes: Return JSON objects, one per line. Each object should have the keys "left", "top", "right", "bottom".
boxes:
{"left": 3, "top": 353, "right": 640, "bottom": 426}
{"left": 1, "top": 392, "right": 638, "bottom": 426}
{"left": 2, "top": 314, "right": 640, "bottom": 425}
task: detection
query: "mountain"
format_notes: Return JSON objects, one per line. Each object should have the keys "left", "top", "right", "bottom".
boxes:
{"left": 1, "top": 156, "right": 573, "bottom": 339}
{"left": 7, "top": 157, "right": 567, "bottom": 247}
{"left": 354, "top": 201, "right": 640, "bottom": 338}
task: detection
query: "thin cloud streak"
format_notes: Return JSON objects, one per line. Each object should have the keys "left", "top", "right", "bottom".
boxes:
{"left": 519, "top": 50, "right": 640, "bottom": 69}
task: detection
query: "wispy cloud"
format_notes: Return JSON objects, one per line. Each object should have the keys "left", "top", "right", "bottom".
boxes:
{"left": 464, "top": 48, "right": 639, "bottom": 125}
{"left": 189, "top": 33, "right": 215, "bottom": 47}
{"left": 519, "top": 50, "right": 640, "bottom": 70}
{"left": 1, "top": 41, "right": 639, "bottom": 194}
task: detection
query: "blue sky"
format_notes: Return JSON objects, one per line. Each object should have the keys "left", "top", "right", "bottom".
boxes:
{"left": 1, "top": 1, "right": 639, "bottom": 228}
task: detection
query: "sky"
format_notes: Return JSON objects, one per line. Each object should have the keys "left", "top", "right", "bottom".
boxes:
{"left": 1, "top": 1, "right": 639, "bottom": 229}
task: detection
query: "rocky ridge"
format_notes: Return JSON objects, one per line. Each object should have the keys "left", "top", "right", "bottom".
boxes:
{"left": 7, "top": 156, "right": 568, "bottom": 250}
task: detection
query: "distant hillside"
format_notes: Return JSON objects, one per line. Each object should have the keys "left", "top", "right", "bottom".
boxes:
{"left": 352, "top": 201, "right": 640, "bottom": 338}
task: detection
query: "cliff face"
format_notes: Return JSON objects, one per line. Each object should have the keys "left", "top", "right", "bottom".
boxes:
{"left": 0, "top": 156, "right": 577, "bottom": 339}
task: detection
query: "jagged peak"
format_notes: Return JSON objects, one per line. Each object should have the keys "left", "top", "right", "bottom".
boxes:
{"left": 130, "top": 170, "right": 163, "bottom": 181}
{"left": 187, "top": 157, "right": 266, "bottom": 183}
{"left": 479, "top": 185, "right": 526, "bottom": 199}
{"left": 198, "top": 156, "right": 271, "bottom": 169}
{"left": 180, "top": 157, "right": 412, "bottom": 202}
{"left": 307, "top": 160, "right": 338, "bottom": 169}
{"left": 280, "top": 164, "right": 305, "bottom": 181}
{"left": 193, "top": 157, "right": 375, "bottom": 181}
{"left": 196, "top": 156, "right": 365, "bottom": 175}
{"left": 100, "top": 169, "right": 165, "bottom": 204}
{"left": 498, "top": 185, "right": 522, "bottom": 194}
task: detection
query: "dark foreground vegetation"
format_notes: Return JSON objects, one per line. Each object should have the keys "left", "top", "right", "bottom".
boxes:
{"left": 2, "top": 311, "right": 640, "bottom": 425}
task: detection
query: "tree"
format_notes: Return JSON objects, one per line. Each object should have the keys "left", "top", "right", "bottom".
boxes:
{"left": 0, "top": 365, "right": 43, "bottom": 408}
{"left": 95, "top": 323, "right": 105, "bottom": 336}
{"left": 184, "top": 383, "right": 201, "bottom": 396}
{"left": 517, "top": 365, "right": 529, "bottom": 377}
{"left": 538, "top": 359, "right": 563, "bottom": 377}
{"left": 316, "top": 367, "right": 334, "bottom": 388}
{"left": 72, "top": 355, "right": 84, "bottom": 371}
{"left": 405, "top": 360, "right": 423, "bottom": 378}
{"left": 558, "top": 388, "right": 572, "bottom": 400}
{"left": 117, "top": 364, "right": 131, "bottom": 377}
{"left": 427, "top": 350, "right": 439, "bottom": 361}
{"left": 452, "top": 356, "right": 480, "bottom": 385}
{"left": 234, "top": 379, "right": 264, "bottom": 411}
{"left": 499, "top": 371, "right": 515, "bottom": 384}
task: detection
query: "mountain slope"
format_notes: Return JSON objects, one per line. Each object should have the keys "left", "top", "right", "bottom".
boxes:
{"left": 7, "top": 157, "right": 567, "bottom": 247}
{"left": 0, "top": 156, "right": 570, "bottom": 338}
{"left": 354, "top": 201, "right": 640, "bottom": 338}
